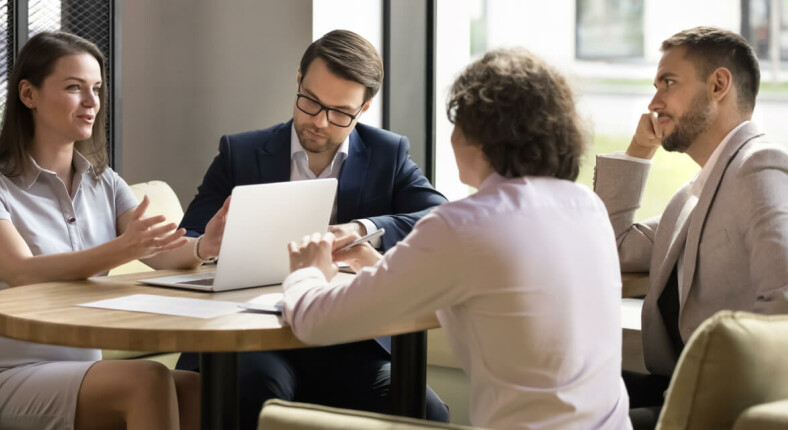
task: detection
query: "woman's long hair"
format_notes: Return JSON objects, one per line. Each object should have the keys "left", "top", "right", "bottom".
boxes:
{"left": 0, "top": 31, "right": 108, "bottom": 177}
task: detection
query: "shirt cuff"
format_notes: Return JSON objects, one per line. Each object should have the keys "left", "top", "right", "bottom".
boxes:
{"left": 281, "top": 267, "right": 328, "bottom": 327}
{"left": 282, "top": 267, "right": 326, "bottom": 293}
{"left": 353, "top": 219, "right": 382, "bottom": 248}
{"left": 601, "top": 151, "right": 653, "bottom": 165}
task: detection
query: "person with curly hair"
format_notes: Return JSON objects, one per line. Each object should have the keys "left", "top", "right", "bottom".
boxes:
{"left": 281, "top": 48, "right": 632, "bottom": 429}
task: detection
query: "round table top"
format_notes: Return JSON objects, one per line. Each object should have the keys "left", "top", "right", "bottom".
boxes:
{"left": 0, "top": 268, "right": 440, "bottom": 352}
{"left": 621, "top": 272, "right": 649, "bottom": 298}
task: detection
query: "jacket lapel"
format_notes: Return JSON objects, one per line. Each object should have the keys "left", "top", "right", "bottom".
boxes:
{"left": 256, "top": 120, "right": 292, "bottom": 183}
{"left": 679, "top": 122, "right": 763, "bottom": 307}
{"left": 643, "top": 186, "right": 694, "bottom": 312}
{"left": 336, "top": 129, "right": 369, "bottom": 223}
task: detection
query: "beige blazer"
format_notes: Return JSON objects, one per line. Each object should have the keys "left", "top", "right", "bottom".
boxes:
{"left": 594, "top": 122, "right": 788, "bottom": 376}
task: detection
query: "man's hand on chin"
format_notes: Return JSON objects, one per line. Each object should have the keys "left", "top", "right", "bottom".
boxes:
{"left": 627, "top": 111, "right": 663, "bottom": 160}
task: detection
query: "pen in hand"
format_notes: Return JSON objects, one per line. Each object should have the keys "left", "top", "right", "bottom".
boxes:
{"left": 335, "top": 228, "right": 386, "bottom": 252}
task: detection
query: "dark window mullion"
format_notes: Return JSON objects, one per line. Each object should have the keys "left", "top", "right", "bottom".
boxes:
{"left": 424, "top": 0, "right": 436, "bottom": 182}
{"left": 13, "top": 0, "right": 27, "bottom": 56}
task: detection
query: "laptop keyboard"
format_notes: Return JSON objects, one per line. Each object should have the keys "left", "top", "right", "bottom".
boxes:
{"left": 177, "top": 278, "right": 215, "bottom": 286}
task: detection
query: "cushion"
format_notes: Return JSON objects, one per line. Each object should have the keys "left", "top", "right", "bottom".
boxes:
{"left": 258, "top": 399, "right": 478, "bottom": 430}
{"left": 102, "top": 350, "right": 180, "bottom": 365}
{"left": 657, "top": 310, "right": 788, "bottom": 430}
{"left": 105, "top": 180, "right": 184, "bottom": 360}
{"left": 108, "top": 180, "right": 185, "bottom": 276}
{"left": 733, "top": 399, "right": 788, "bottom": 430}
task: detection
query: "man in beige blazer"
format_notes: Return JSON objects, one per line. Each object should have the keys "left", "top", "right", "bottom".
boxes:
{"left": 594, "top": 26, "right": 788, "bottom": 427}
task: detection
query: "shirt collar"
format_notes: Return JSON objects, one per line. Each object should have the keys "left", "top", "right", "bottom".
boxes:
{"left": 689, "top": 120, "right": 749, "bottom": 196}
{"left": 289, "top": 123, "right": 350, "bottom": 164}
{"left": 20, "top": 149, "right": 96, "bottom": 189}
{"left": 478, "top": 172, "right": 507, "bottom": 191}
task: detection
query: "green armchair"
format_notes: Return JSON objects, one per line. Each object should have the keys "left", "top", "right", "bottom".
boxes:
{"left": 258, "top": 399, "right": 480, "bottom": 430}
{"left": 657, "top": 310, "right": 788, "bottom": 430}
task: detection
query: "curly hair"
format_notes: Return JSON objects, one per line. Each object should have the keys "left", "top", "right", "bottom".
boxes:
{"left": 447, "top": 48, "right": 586, "bottom": 181}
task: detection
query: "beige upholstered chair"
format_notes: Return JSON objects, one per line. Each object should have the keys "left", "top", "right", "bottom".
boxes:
{"left": 108, "top": 180, "right": 185, "bottom": 276}
{"left": 657, "top": 310, "right": 788, "bottom": 430}
{"left": 103, "top": 180, "right": 183, "bottom": 365}
{"left": 258, "top": 399, "right": 480, "bottom": 430}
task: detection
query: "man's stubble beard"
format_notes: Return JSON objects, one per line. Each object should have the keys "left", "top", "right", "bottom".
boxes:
{"left": 662, "top": 91, "right": 713, "bottom": 153}
{"left": 295, "top": 123, "right": 343, "bottom": 154}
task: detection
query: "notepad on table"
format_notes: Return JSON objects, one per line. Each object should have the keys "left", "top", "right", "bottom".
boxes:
{"left": 238, "top": 292, "right": 283, "bottom": 314}
{"left": 78, "top": 294, "right": 242, "bottom": 319}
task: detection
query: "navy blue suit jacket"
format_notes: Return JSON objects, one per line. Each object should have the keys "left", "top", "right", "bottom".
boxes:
{"left": 179, "top": 121, "right": 447, "bottom": 354}
{"left": 180, "top": 120, "right": 447, "bottom": 250}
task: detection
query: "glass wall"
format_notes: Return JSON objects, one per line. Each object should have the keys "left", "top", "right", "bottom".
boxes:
{"left": 0, "top": 3, "right": 10, "bottom": 118}
{"left": 1, "top": 0, "right": 118, "bottom": 166}
{"left": 434, "top": 0, "right": 788, "bottom": 222}
{"left": 576, "top": 0, "right": 644, "bottom": 59}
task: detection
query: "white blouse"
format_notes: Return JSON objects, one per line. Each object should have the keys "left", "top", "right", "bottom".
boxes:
{"left": 0, "top": 151, "right": 138, "bottom": 369}
{"left": 283, "top": 173, "right": 631, "bottom": 429}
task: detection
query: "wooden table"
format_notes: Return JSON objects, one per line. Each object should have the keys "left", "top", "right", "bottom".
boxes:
{"left": 621, "top": 272, "right": 649, "bottom": 373}
{"left": 622, "top": 272, "right": 649, "bottom": 299}
{"left": 0, "top": 268, "right": 439, "bottom": 429}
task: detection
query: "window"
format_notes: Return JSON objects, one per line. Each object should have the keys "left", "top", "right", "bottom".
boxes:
{"left": 29, "top": 0, "right": 62, "bottom": 35}
{"left": 0, "top": 2, "right": 12, "bottom": 119}
{"left": 744, "top": 0, "right": 771, "bottom": 58}
{"left": 576, "top": 0, "right": 644, "bottom": 59}
{"left": 0, "top": 0, "right": 119, "bottom": 167}
{"left": 742, "top": 0, "right": 788, "bottom": 61}
{"left": 434, "top": 0, "right": 774, "bottom": 222}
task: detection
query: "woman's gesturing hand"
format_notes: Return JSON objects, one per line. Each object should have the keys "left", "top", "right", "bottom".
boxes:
{"left": 118, "top": 195, "right": 188, "bottom": 260}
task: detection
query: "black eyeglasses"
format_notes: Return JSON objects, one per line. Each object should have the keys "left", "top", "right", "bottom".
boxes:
{"left": 295, "top": 91, "right": 364, "bottom": 128}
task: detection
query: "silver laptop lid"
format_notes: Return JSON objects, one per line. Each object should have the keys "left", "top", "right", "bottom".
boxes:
{"left": 212, "top": 178, "right": 337, "bottom": 290}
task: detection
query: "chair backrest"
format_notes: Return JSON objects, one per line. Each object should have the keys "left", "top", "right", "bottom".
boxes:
{"left": 733, "top": 398, "right": 788, "bottom": 430}
{"left": 657, "top": 310, "right": 788, "bottom": 430}
{"left": 258, "top": 399, "right": 477, "bottom": 430}
{"left": 108, "top": 180, "right": 184, "bottom": 275}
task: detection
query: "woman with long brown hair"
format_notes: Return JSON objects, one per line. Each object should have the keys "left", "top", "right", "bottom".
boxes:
{"left": 0, "top": 31, "right": 227, "bottom": 429}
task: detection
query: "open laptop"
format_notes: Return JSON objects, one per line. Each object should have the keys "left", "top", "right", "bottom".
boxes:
{"left": 140, "top": 178, "right": 337, "bottom": 291}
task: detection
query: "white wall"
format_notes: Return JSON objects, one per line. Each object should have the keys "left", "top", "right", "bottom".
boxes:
{"left": 312, "top": 0, "right": 383, "bottom": 128}
{"left": 121, "top": 0, "right": 313, "bottom": 206}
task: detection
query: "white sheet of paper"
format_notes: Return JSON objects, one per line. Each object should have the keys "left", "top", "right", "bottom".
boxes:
{"left": 621, "top": 298, "right": 644, "bottom": 330}
{"left": 78, "top": 294, "right": 242, "bottom": 319}
{"left": 238, "top": 292, "right": 284, "bottom": 314}
{"left": 246, "top": 292, "right": 284, "bottom": 306}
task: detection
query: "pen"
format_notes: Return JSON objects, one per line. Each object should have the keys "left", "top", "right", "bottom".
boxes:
{"left": 335, "top": 228, "right": 386, "bottom": 252}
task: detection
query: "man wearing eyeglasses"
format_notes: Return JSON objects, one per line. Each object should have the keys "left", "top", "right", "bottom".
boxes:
{"left": 176, "top": 30, "right": 449, "bottom": 430}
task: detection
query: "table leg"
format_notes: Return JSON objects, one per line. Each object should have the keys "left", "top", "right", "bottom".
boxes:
{"left": 200, "top": 352, "right": 239, "bottom": 430}
{"left": 390, "top": 331, "right": 428, "bottom": 418}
